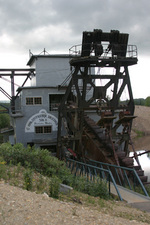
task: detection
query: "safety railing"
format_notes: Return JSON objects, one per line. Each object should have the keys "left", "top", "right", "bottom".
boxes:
{"left": 65, "top": 158, "right": 123, "bottom": 201}
{"left": 69, "top": 44, "right": 137, "bottom": 59}
{"left": 86, "top": 159, "right": 149, "bottom": 197}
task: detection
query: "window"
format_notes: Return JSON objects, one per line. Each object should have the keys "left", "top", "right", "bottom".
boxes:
{"left": 44, "top": 126, "right": 52, "bottom": 133}
{"left": 34, "top": 97, "right": 42, "bottom": 104}
{"left": 26, "top": 97, "right": 42, "bottom": 105}
{"left": 26, "top": 97, "right": 33, "bottom": 105}
{"left": 35, "top": 126, "right": 43, "bottom": 133}
{"left": 35, "top": 126, "right": 52, "bottom": 134}
{"left": 49, "top": 94, "right": 64, "bottom": 111}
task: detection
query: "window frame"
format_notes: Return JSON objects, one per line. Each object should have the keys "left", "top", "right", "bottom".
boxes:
{"left": 26, "top": 97, "right": 34, "bottom": 105}
{"left": 26, "top": 97, "right": 42, "bottom": 105}
{"left": 35, "top": 125, "right": 52, "bottom": 134}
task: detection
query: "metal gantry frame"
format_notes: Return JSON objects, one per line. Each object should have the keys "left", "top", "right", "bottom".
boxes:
{"left": 0, "top": 68, "right": 35, "bottom": 112}
{"left": 57, "top": 29, "right": 138, "bottom": 162}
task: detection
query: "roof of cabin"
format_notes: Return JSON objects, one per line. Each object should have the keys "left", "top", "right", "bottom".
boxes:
{"left": 27, "top": 54, "right": 70, "bottom": 66}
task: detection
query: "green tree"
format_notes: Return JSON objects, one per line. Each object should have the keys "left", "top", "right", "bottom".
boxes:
{"left": 145, "top": 96, "right": 150, "bottom": 107}
{"left": 0, "top": 114, "right": 10, "bottom": 129}
{"left": 134, "top": 98, "right": 145, "bottom": 106}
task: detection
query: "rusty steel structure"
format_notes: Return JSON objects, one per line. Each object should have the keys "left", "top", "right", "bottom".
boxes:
{"left": 57, "top": 29, "right": 148, "bottom": 183}
{"left": 0, "top": 68, "right": 35, "bottom": 113}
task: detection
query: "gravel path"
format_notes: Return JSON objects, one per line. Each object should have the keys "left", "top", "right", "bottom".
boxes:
{"left": 0, "top": 182, "right": 149, "bottom": 225}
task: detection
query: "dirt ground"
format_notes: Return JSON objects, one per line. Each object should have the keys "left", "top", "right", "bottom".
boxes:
{"left": 131, "top": 105, "right": 150, "bottom": 151}
{"left": 0, "top": 182, "right": 150, "bottom": 225}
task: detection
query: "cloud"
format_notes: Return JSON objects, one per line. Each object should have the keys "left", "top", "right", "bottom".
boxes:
{"left": 0, "top": 0, "right": 150, "bottom": 56}
{"left": 0, "top": 0, "right": 149, "bottom": 99}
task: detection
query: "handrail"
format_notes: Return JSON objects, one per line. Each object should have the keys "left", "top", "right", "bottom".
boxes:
{"left": 87, "top": 159, "right": 149, "bottom": 197}
{"left": 66, "top": 158, "right": 123, "bottom": 201}
{"left": 69, "top": 44, "right": 137, "bottom": 59}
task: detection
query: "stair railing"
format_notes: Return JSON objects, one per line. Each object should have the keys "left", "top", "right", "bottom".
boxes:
{"left": 87, "top": 159, "right": 149, "bottom": 197}
{"left": 65, "top": 158, "right": 123, "bottom": 201}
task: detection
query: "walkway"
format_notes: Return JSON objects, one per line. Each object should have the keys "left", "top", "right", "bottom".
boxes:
{"left": 110, "top": 183, "right": 150, "bottom": 212}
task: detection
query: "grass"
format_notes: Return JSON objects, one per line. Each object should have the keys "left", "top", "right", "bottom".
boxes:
{"left": 133, "top": 129, "right": 145, "bottom": 138}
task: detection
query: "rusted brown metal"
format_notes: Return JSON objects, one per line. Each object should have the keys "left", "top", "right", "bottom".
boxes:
{"left": 57, "top": 29, "right": 136, "bottom": 157}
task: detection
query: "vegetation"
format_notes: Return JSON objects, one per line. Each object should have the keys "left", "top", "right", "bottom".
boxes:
{"left": 0, "top": 102, "right": 10, "bottom": 110}
{"left": 0, "top": 102, "right": 10, "bottom": 129}
{"left": 0, "top": 113, "right": 10, "bottom": 129}
{"left": 132, "top": 129, "right": 145, "bottom": 138}
{"left": 134, "top": 96, "right": 150, "bottom": 107}
{"left": 134, "top": 98, "right": 145, "bottom": 106}
{"left": 145, "top": 96, "right": 150, "bottom": 107}
{"left": 0, "top": 102, "right": 11, "bottom": 144}
{"left": 0, "top": 150, "right": 150, "bottom": 224}
{"left": 0, "top": 142, "right": 109, "bottom": 199}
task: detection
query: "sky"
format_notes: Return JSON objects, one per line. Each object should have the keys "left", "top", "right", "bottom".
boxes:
{"left": 0, "top": 0, "right": 150, "bottom": 100}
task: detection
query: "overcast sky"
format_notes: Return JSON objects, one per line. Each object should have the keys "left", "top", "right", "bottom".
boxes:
{"left": 0, "top": 0, "right": 150, "bottom": 100}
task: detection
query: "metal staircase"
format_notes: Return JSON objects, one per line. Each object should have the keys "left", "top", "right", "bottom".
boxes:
{"left": 65, "top": 157, "right": 149, "bottom": 201}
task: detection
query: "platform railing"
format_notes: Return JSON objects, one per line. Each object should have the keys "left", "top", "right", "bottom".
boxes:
{"left": 65, "top": 158, "right": 123, "bottom": 201}
{"left": 69, "top": 44, "right": 137, "bottom": 58}
{"left": 86, "top": 159, "right": 149, "bottom": 197}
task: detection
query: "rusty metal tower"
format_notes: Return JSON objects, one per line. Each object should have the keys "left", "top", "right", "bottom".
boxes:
{"left": 57, "top": 29, "right": 138, "bottom": 164}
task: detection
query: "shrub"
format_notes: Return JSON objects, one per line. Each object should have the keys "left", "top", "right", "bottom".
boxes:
{"left": 23, "top": 168, "right": 33, "bottom": 191}
{"left": 49, "top": 176, "right": 61, "bottom": 198}
{"left": 0, "top": 156, "right": 7, "bottom": 180}
{"left": 0, "top": 114, "right": 10, "bottom": 129}
{"left": 0, "top": 143, "right": 110, "bottom": 199}
{"left": 72, "top": 176, "right": 109, "bottom": 199}
{"left": 0, "top": 143, "right": 72, "bottom": 183}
